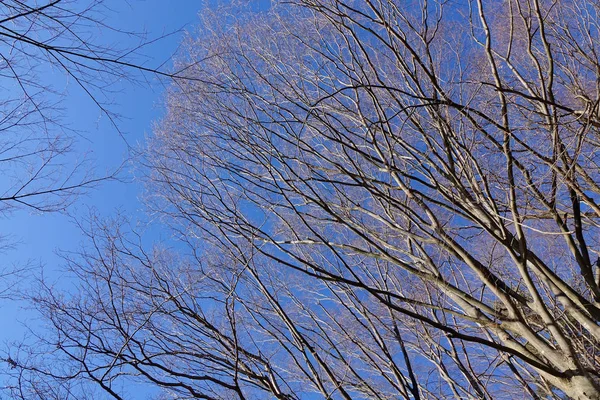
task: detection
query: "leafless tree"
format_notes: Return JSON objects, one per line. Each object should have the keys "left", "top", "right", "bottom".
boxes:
{"left": 8, "top": 0, "right": 600, "bottom": 399}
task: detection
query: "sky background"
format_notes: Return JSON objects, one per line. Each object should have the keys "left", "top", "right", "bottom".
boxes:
{"left": 1, "top": 0, "right": 204, "bottom": 352}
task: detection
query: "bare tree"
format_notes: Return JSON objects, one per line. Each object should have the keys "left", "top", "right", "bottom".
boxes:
{"left": 9, "top": 0, "right": 600, "bottom": 399}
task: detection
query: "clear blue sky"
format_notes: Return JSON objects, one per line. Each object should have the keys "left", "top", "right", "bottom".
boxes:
{"left": 0, "top": 0, "right": 204, "bottom": 352}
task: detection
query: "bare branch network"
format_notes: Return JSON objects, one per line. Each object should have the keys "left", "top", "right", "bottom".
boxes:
{"left": 5, "top": 0, "right": 600, "bottom": 399}
{"left": 0, "top": 0, "right": 191, "bottom": 214}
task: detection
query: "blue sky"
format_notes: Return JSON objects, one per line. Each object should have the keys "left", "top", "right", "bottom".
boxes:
{"left": 0, "top": 0, "right": 204, "bottom": 350}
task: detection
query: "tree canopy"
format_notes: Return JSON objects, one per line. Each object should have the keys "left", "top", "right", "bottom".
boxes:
{"left": 5, "top": 0, "right": 600, "bottom": 399}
